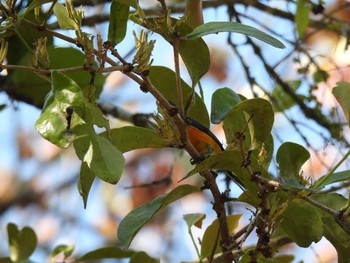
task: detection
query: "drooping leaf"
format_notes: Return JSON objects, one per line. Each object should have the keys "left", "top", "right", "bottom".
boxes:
{"left": 211, "top": 87, "right": 241, "bottom": 124}
{"left": 78, "top": 162, "right": 96, "bottom": 208}
{"left": 333, "top": 81, "right": 350, "bottom": 124}
{"left": 148, "top": 19, "right": 210, "bottom": 85}
{"left": 149, "top": 66, "right": 209, "bottom": 127}
{"left": 103, "top": 126, "right": 167, "bottom": 153}
{"left": 200, "top": 215, "right": 241, "bottom": 259}
{"left": 108, "top": 1, "right": 129, "bottom": 46}
{"left": 183, "top": 213, "right": 206, "bottom": 229}
{"left": 314, "top": 170, "right": 350, "bottom": 189}
{"left": 185, "top": 22, "right": 285, "bottom": 49}
{"left": 53, "top": 3, "right": 78, "bottom": 30}
{"left": 35, "top": 71, "right": 85, "bottom": 148}
{"left": 276, "top": 142, "right": 310, "bottom": 189}
{"left": 278, "top": 200, "right": 323, "bottom": 247}
{"left": 7, "top": 223, "right": 37, "bottom": 263}
{"left": 118, "top": 184, "right": 200, "bottom": 248}
{"left": 295, "top": 0, "right": 310, "bottom": 37}
{"left": 311, "top": 194, "right": 350, "bottom": 263}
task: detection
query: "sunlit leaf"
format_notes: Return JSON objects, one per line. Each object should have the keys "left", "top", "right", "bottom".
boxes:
{"left": 183, "top": 213, "right": 206, "bottom": 229}
{"left": 200, "top": 215, "right": 241, "bottom": 259}
{"left": 118, "top": 184, "right": 200, "bottom": 248}
{"left": 185, "top": 22, "right": 285, "bottom": 49}
{"left": 50, "top": 244, "right": 74, "bottom": 263}
{"left": 35, "top": 71, "right": 85, "bottom": 148}
{"left": 276, "top": 142, "right": 310, "bottom": 189}
{"left": 108, "top": 1, "right": 129, "bottom": 46}
{"left": 278, "top": 200, "right": 323, "bottom": 247}
{"left": 333, "top": 81, "right": 350, "bottom": 124}
{"left": 7, "top": 223, "right": 37, "bottom": 263}
{"left": 295, "top": 0, "right": 310, "bottom": 37}
{"left": 149, "top": 66, "right": 209, "bottom": 127}
{"left": 211, "top": 87, "right": 241, "bottom": 124}
{"left": 53, "top": 3, "right": 78, "bottom": 30}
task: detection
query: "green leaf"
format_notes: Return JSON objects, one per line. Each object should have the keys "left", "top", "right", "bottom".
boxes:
{"left": 276, "top": 142, "right": 310, "bottom": 189}
{"left": 80, "top": 247, "right": 158, "bottom": 263}
{"left": 103, "top": 126, "right": 167, "bottom": 153}
{"left": 108, "top": 1, "right": 129, "bottom": 46}
{"left": 295, "top": 0, "right": 310, "bottom": 37}
{"left": 0, "top": 257, "right": 12, "bottom": 263}
{"left": 78, "top": 162, "right": 95, "bottom": 208}
{"left": 311, "top": 194, "right": 350, "bottom": 263}
{"left": 185, "top": 150, "right": 269, "bottom": 205}
{"left": 254, "top": 133, "right": 274, "bottom": 170}
{"left": 7, "top": 223, "right": 37, "bottom": 263}
{"left": 271, "top": 80, "right": 301, "bottom": 112}
{"left": 333, "top": 81, "right": 350, "bottom": 124}
{"left": 200, "top": 215, "right": 241, "bottom": 259}
{"left": 113, "top": 0, "right": 138, "bottom": 9}
{"left": 78, "top": 247, "right": 134, "bottom": 261}
{"left": 224, "top": 98, "right": 274, "bottom": 150}
{"left": 9, "top": 46, "right": 104, "bottom": 108}
{"left": 149, "top": 66, "right": 209, "bottom": 127}
{"left": 211, "top": 87, "right": 241, "bottom": 124}
{"left": 118, "top": 184, "right": 200, "bottom": 248}
{"left": 314, "top": 170, "right": 350, "bottom": 189}
{"left": 241, "top": 253, "right": 295, "bottom": 263}
{"left": 19, "top": 0, "right": 53, "bottom": 17}
{"left": 35, "top": 71, "right": 84, "bottom": 148}
{"left": 50, "top": 244, "right": 74, "bottom": 263}
{"left": 74, "top": 134, "right": 125, "bottom": 184}
{"left": 313, "top": 69, "right": 329, "bottom": 83}
{"left": 149, "top": 19, "right": 210, "bottom": 85}
{"left": 185, "top": 22, "right": 285, "bottom": 49}
{"left": 130, "top": 252, "right": 159, "bottom": 263}
{"left": 53, "top": 3, "right": 78, "bottom": 30}
{"left": 183, "top": 213, "right": 206, "bottom": 229}
{"left": 278, "top": 200, "right": 323, "bottom": 247}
